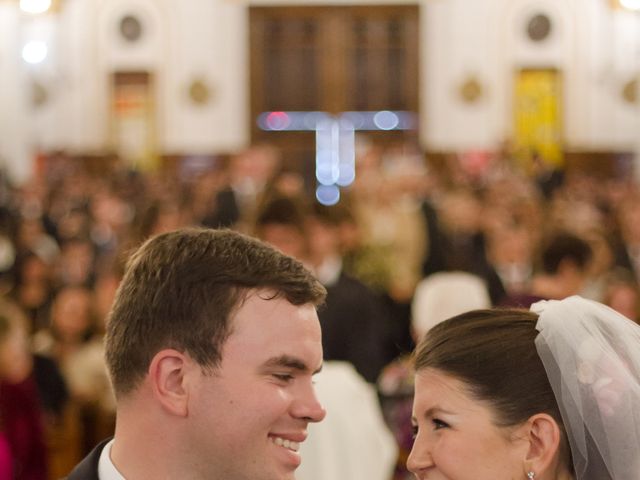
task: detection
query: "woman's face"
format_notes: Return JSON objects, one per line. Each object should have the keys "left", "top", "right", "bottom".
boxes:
{"left": 408, "top": 368, "right": 529, "bottom": 480}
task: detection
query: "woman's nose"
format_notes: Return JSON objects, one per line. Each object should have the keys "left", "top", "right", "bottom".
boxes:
{"left": 406, "top": 431, "right": 433, "bottom": 477}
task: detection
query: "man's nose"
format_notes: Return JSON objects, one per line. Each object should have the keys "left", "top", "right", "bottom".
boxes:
{"left": 292, "top": 383, "right": 326, "bottom": 423}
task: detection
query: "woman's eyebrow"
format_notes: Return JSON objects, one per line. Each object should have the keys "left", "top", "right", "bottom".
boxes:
{"left": 414, "top": 406, "right": 456, "bottom": 420}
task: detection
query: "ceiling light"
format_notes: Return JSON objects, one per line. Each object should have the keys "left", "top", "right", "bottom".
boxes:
{"left": 620, "top": 0, "right": 640, "bottom": 11}
{"left": 19, "top": 0, "right": 52, "bottom": 14}
{"left": 22, "top": 41, "right": 48, "bottom": 64}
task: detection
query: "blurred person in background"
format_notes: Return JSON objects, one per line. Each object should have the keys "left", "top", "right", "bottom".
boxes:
{"left": 129, "top": 199, "right": 187, "bottom": 247}
{"left": 431, "top": 189, "right": 493, "bottom": 279}
{"left": 253, "top": 196, "right": 311, "bottom": 263}
{"left": 601, "top": 267, "right": 640, "bottom": 323}
{"left": 32, "top": 284, "right": 114, "bottom": 453}
{"left": 0, "top": 432, "right": 11, "bottom": 480}
{"left": 580, "top": 228, "right": 616, "bottom": 302}
{"left": 32, "top": 282, "right": 113, "bottom": 425}
{"left": 500, "top": 232, "right": 592, "bottom": 308}
{"left": 186, "top": 168, "right": 227, "bottom": 228}
{"left": 88, "top": 185, "right": 133, "bottom": 258}
{"left": 483, "top": 224, "right": 534, "bottom": 304}
{"left": 11, "top": 252, "right": 54, "bottom": 333}
{"left": 15, "top": 218, "right": 59, "bottom": 265}
{"left": 349, "top": 143, "right": 427, "bottom": 352}
{"left": 33, "top": 286, "right": 96, "bottom": 370}
{"left": 0, "top": 300, "right": 52, "bottom": 480}
{"left": 613, "top": 193, "right": 640, "bottom": 283}
{"left": 305, "top": 202, "right": 392, "bottom": 383}
{"left": 207, "top": 144, "right": 282, "bottom": 232}
{"left": 350, "top": 142, "right": 427, "bottom": 305}
{"left": 54, "top": 239, "right": 96, "bottom": 289}
{"left": 296, "top": 361, "right": 397, "bottom": 480}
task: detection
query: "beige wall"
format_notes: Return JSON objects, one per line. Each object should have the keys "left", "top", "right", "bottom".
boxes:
{"left": 0, "top": 0, "right": 639, "bottom": 183}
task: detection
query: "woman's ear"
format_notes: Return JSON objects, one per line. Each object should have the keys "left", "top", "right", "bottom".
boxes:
{"left": 522, "top": 413, "right": 563, "bottom": 476}
{"left": 148, "top": 349, "right": 192, "bottom": 417}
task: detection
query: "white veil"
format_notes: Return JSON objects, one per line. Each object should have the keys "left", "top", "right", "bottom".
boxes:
{"left": 531, "top": 296, "right": 640, "bottom": 480}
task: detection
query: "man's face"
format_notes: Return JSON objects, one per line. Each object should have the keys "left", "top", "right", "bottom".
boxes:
{"left": 186, "top": 291, "right": 326, "bottom": 480}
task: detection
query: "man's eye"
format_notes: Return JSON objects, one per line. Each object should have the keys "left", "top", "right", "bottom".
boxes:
{"left": 273, "top": 373, "right": 294, "bottom": 382}
{"left": 432, "top": 418, "right": 449, "bottom": 430}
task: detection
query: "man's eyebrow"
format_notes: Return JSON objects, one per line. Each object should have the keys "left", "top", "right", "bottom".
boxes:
{"left": 263, "top": 355, "right": 323, "bottom": 374}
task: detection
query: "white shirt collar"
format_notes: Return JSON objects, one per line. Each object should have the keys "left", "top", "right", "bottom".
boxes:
{"left": 98, "top": 439, "right": 126, "bottom": 480}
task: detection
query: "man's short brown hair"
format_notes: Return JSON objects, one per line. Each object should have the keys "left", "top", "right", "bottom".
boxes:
{"left": 105, "top": 228, "right": 326, "bottom": 396}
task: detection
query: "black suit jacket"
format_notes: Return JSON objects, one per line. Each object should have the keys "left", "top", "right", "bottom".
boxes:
{"left": 64, "top": 438, "right": 111, "bottom": 480}
{"left": 319, "top": 272, "right": 389, "bottom": 383}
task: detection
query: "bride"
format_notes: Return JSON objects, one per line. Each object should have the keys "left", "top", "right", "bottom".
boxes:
{"left": 408, "top": 296, "right": 640, "bottom": 480}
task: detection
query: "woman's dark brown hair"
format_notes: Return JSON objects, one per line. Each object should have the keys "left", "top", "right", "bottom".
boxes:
{"left": 414, "top": 308, "right": 572, "bottom": 470}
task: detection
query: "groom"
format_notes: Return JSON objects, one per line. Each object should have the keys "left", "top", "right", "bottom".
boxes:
{"left": 66, "top": 228, "right": 327, "bottom": 480}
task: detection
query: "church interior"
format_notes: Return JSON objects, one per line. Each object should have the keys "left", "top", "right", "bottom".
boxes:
{"left": 1, "top": 0, "right": 640, "bottom": 478}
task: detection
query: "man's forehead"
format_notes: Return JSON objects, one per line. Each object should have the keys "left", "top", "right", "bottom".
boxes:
{"left": 230, "top": 293, "right": 319, "bottom": 326}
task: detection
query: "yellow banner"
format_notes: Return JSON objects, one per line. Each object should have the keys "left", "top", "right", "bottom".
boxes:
{"left": 514, "top": 69, "right": 563, "bottom": 171}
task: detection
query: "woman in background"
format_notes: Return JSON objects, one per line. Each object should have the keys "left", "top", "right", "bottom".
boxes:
{"left": 0, "top": 302, "right": 48, "bottom": 480}
{"left": 0, "top": 426, "right": 11, "bottom": 480}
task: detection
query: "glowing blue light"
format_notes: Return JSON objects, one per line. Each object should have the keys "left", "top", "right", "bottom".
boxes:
{"left": 340, "top": 113, "right": 363, "bottom": 129}
{"left": 265, "top": 112, "right": 291, "bottom": 130}
{"left": 398, "top": 111, "right": 417, "bottom": 129}
{"left": 256, "top": 109, "right": 417, "bottom": 205}
{"left": 304, "top": 112, "right": 327, "bottom": 130}
{"left": 316, "top": 119, "right": 340, "bottom": 185}
{"left": 337, "top": 165, "right": 355, "bottom": 187}
{"left": 316, "top": 185, "right": 340, "bottom": 206}
{"left": 373, "top": 111, "right": 400, "bottom": 130}
{"left": 316, "top": 160, "right": 340, "bottom": 185}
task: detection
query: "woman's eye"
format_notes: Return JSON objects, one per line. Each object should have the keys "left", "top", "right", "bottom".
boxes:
{"left": 432, "top": 418, "right": 449, "bottom": 430}
{"left": 411, "top": 425, "right": 419, "bottom": 439}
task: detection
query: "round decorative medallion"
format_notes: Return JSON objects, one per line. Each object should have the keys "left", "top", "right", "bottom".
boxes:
{"left": 32, "top": 81, "right": 48, "bottom": 108}
{"left": 188, "top": 79, "right": 212, "bottom": 105}
{"left": 622, "top": 78, "right": 638, "bottom": 104}
{"left": 459, "top": 76, "right": 483, "bottom": 103}
{"left": 526, "top": 13, "right": 552, "bottom": 42}
{"left": 119, "top": 15, "right": 143, "bottom": 43}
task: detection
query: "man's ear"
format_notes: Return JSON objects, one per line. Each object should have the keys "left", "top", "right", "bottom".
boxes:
{"left": 148, "top": 349, "right": 192, "bottom": 417}
{"left": 522, "top": 413, "right": 563, "bottom": 476}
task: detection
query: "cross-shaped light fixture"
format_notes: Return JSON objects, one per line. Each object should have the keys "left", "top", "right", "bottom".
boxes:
{"left": 258, "top": 110, "right": 417, "bottom": 204}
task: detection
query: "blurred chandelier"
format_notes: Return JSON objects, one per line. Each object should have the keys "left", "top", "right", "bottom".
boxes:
{"left": 1, "top": 0, "right": 62, "bottom": 13}
{"left": 20, "top": 0, "right": 51, "bottom": 14}
{"left": 619, "top": 0, "right": 640, "bottom": 10}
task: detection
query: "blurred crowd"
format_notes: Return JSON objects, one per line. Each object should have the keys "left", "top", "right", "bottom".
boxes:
{"left": 0, "top": 139, "right": 638, "bottom": 479}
